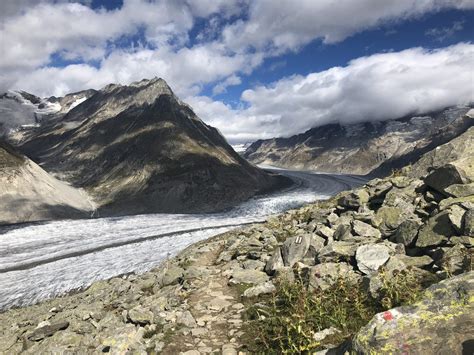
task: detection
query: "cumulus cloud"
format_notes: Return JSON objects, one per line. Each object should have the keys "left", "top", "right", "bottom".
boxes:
{"left": 222, "top": 0, "right": 474, "bottom": 53}
{"left": 190, "top": 43, "right": 474, "bottom": 143}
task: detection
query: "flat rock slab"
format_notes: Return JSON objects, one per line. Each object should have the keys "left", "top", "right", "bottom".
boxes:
{"left": 355, "top": 244, "right": 390, "bottom": 275}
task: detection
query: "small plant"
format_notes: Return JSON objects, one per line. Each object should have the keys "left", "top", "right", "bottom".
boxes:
{"left": 243, "top": 268, "right": 427, "bottom": 353}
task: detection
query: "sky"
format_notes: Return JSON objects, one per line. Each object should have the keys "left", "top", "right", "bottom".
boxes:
{"left": 0, "top": 0, "right": 473, "bottom": 143}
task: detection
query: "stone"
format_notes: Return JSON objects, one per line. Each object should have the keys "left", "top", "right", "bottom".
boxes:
{"left": 355, "top": 244, "right": 390, "bottom": 275}
{"left": 352, "top": 220, "right": 381, "bottom": 239}
{"left": 302, "top": 235, "right": 325, "bottom": 265}
{"left": 463, "top": 209, "right": 474, "bottom": 236}
{"left": 177, "top": 310, "right": 197, "bottom": 328}
{"left": 183, "top": 266, "right": 209, "bottom": 280}
{"left": 312, "top": 327, "right": 341, "bottom": 342}
{"left": 128, "top": 306, "right": 154, "bottom": 325}
{"left": 243, "top": 281, "right": 276, "bottom": 298}
{"left": 308, "top": 262, "right": 358, "bottom": 291}
{"left": 318, "top": 225, "right": 335, "bottom": 239}
{"left": 326, "top": 213, "right": 339, "bottom": 227}
{"left": 222, "top": 344, "right": 238, "bottom": 355}
{"left": 424, "top": 161, "right": 473, "bottom": 195}
{"left": 448, "top": 204, "right": 466, "bottom": 233}
{"left": 162, "top": 266, "right": 184, "bottom": 286}
{"left": 242, "top": 259, "right": 265, "bottom": 270}
{"left": 450, "top": 236, "right": 474, "bottom": 247}
{"left": 229, "top": 269, "right": 269, "bottom": 285}
{"left": 281, "top": 234, "right": 311, "bottom": 267}
{"left": 396, "top": 255, "right": 434, "bottom": 269}
{"left": 436, "top": 244, "right": 471, "bottom": 276}
{"left": 390, "top": 219, "right": 420, "bottom": 247}
{"left": 264, "top": 247, "right": 284, "bottom": 275}
{"left": 337, "top": 189, "right": 369, "bottom": 209}
{"left": 353, "top": 272, "right": 474, "bottom": 354}
{"left": 416, "top": 211, "right": 456, "bottom": 248}
{"left": 317, "top": 241, "right": 358, "bottom": 263}
{"left": 375, "top": 206, "right": 406, "bottom": 234}
{"left": 333, "top": 224, "right": 352, "bottom": 241}
{"left": 445, "top": 183, "right": 474, "bottom": 198}
{"left": 28, "top": 321, "right": 69, "bottom": 341}
{"left": 181, "top": 350, "right": 200, "bottom": 355}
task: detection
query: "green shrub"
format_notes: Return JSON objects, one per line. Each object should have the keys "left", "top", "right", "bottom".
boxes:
{"left": 243, "top": 268, "right": 425, "bottom": 353}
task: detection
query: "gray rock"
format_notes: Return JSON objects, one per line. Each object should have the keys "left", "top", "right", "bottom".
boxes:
{"left": 264, "top": 247, "right": 284, "bottom": 275}
{"left": 302, "top": 235, "right": 326, "bottom": 265}
{"left": 436, "top": 244, "right": 471, "bottom": 275}
{"left": 396, "top": 255, "right": 434, "bottom": 269}
{"left": 318, "top": 225, "right": 335, "bottom": 239}
{"left": 355, "top": 244, "right": 390, "bottom": 275}
{"left": 390, "top": 219, "right": 420, "bottom": 246}
{"left": 337, "top": 189, "right": 369, "bottom": 209}
{"left": 463, "top": 209, "right": 474, "bottom": 236}
{"left": 242, "top": 259, "right": 265, "bottom": 270}
{"left": 333, "top": 224, "right": 352, "bottom": 241}
{"left": 162, "top": 266, "right": 184, "bottom": 286}
{"left": 424, "top": 162, "right": 473, "bottom": 195}
{"left": 229, "top": 269, "right": 269, "bottom": 285}
{"left": 317, "top": 241, "right": 358, "bottom": 263}
{"left": 448, "top": 204, "right": 466, "bottom": 233}
{"left": 128, "top": 306, "right": 154, "bottom": 325}
{"left": 445, "top": 183, "right": 474, "bottom": 198}
{"left": 353, "top": 271, "right": 474, "bottom": 354}
{"left": 243, "top": 281, "right": 276, "bottom": 298}
{"left": 281, "top": 234, "right": 311, "bottom": 267}
{"left": 28, "top": 321, "right": 69, "bottom": 341}
{"left": 352, "top": 220, "right": 381, "bottom": 239}
{"left": 416, "top": 211, "right": 456, "bottom": 248}
{"left": 177, "top": 310, "right": 197, "bottom": 328}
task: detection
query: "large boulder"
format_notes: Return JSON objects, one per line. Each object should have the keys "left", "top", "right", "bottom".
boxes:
{"left": 355, "top": 244, "right": 391, "bottom": 275}
{"left": 389, "top": 219, "right": 420, "bottom": 247}
{"left": 281, "top": 234, "right": 311, "bottom": 267}
{"left": 424, "top": 158, "right": 474, "bottom": 195}
{"left": 229, "top": 269, "right": 269, "bottom": 285}
{"left": 353, "top": 272, "right": 474, "bottom": 354}
{"left": 415, "top": 211, "right": 456, "bottom": 248}
{"left": 337, "top": 189, "right": 369, "bottom": 209}
{"left": 352, "top": 220, "right": 381, "bottom": 239}
{"left": 264, "top": 247, "right": 285, "bottom": 275}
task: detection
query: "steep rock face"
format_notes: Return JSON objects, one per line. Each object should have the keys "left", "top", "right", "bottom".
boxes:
{"left": 0, "top": 141, "right": 93, "bottom": 224}
{"left": 16, "top": 78, "right": 285, "bottom": 215}
{"left": 244, "top": 106, "right": 473, "bottom": 176}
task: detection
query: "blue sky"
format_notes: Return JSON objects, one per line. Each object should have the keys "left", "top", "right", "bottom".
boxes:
{"left": 0, "top": 1, "right": 473, "bottom": 142}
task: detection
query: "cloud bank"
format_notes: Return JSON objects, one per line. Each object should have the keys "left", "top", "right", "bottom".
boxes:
{"left": 191, "top": 43, "right": 474, "bottom": 142}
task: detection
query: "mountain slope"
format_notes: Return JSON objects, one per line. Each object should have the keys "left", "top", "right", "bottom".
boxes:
{"left": 15, "top": 78, "right": 287, "bottom": 215}
{"left": 0, "top": 141, "right": 94, "bottom": 224}
{"left": 244, "top": 106, "right": 474, "bottom": 176}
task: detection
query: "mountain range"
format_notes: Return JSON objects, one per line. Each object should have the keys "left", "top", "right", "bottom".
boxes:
{"left": 0, "top": 78, "right": 287, "bottom": 224}
{"left": 244, "top": 105, "right": 474, "bottom": 176}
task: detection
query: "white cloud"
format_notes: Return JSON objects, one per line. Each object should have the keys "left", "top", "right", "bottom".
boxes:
{"left": 212, "top": 75, "right": 242, "bottom": 95}
{"left": 190, "top": 43, "right": 474, "bottom": 143}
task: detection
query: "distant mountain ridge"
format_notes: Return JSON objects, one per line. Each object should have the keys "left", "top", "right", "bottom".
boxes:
{"left": 6, "top": 78, "right": 287, "bottom": 219}
{"left": 244, "top": 105, "right": 474, "bottom": 176}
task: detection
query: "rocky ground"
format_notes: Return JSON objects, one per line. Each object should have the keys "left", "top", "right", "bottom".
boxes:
{"left": 1, "top": 140, "right": 473, "bottom": 353}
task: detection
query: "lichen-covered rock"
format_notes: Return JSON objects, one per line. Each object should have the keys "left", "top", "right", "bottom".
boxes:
{"left": 337, "top": 189, "right": 369, "bottom": 209}
{"left": 390, "top": 219, "right": 420, "bottom": 246}
{"left": 352, "top": 219, "right": 381, "bottom": 239}
{"left": 416, "top": 211, "right": 456, "bottom": 248}
{"left": 424, "top": 159, "right": 473, "bottom": 195}
{"left": 353, "top": 271, "right": 474, "bottom": 354}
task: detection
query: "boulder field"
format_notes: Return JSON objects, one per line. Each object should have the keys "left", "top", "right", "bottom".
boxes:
{"left": 0, "top": 158, "right": 473, "bottom": 353}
